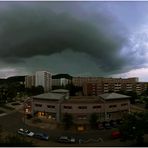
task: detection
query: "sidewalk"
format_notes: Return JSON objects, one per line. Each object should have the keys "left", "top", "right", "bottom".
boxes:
{"left": 0, "top": 106, "right": 14, "bottom": 115}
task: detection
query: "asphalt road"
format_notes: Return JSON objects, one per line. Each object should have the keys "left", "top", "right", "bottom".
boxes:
{"left": 0, "top": 111, "right": 132, "bottom": 147}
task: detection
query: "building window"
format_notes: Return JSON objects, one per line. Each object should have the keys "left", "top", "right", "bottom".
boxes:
{"left": 93, "top": 105, "right": 101, "bottom": 109}
{"left": 109, "top": 105, "right": 117, "bottom": 108}
{"left": 78, "top": 106, "right": 87, "bottom": 109}
{"left": 121, "top": 103, "right": 128, "bottom": 106}
{"left": 64, "top": 106, "right": 72, "bottom": 109}
{"left": 35, "top": 104, "right": 42, "bottom": 107}
{"left": 47, "top": 105, "right": 55, "bottom": 108}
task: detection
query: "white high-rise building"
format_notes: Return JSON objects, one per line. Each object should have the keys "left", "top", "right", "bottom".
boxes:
{"left": 35, "top": 71, "right": 52, "bottom": 92}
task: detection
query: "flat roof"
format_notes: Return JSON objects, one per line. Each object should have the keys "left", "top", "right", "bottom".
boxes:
{"left": 63, "top": 96, "right": 104, "bottom": 104}
{"left": 33, "top": 93, "right": 64, "bottom": 100}
{"left": 99, "top": 93, "right": 130, "bottom": 100}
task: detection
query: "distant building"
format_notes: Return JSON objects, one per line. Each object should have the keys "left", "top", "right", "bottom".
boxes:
{"left": 35, "top": 71, "right": 52, "bottom": 92}
{"left": 72, "top": 77, "right": 103, "bottom": 87}
{"left": 52, "top": 78, "right": 69, "bottom": 87}
{"left": 25, "top": 75, "right": 35, "bottom": 88}
{"left": 82, "top": 77, "right": 147, "bottom": 95}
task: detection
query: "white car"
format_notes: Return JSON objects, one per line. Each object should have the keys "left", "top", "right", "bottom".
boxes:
{"left": 57, "top": 136, "right": 76, "bottom": 143}
{"left": 17, "top": 128, "right": 34, "bottom": 137}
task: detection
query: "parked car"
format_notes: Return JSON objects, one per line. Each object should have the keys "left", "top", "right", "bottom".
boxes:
{"left": 97, "top": 122, "right": 104, "bottom": 130}
{"left": 17, "top": 128, "right": 34, "bottom": 137}
{"left": 34, "top": 132, "right": 49, "bottom": 140}
{"left": 57, "top": 136, "right": 76, "bottom": 143}
{"left": 103, "top": 122, "right": 112, "bottom": 129}
{"left": 110, "top": 120, "right": 118, "bottom": 128}
{"left": 111, "top": 131, "right": 121, "bottom": 139}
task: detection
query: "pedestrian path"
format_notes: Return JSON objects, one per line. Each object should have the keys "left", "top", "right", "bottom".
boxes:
{"left": 0, "top": 113, "right": 7, "bottom": 117}
{"left": 0, "top": 103, "right": 22, "bottom": 116}
{"left": 0, "top": 107, "right": 11, "bottom": 114}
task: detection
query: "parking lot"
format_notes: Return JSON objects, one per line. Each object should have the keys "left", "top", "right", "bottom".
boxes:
{"left": 2, "top": 102, "right": 147, "bottom": 147}
{"left": 0, "top": 109, "right": 135, "bottom": 146}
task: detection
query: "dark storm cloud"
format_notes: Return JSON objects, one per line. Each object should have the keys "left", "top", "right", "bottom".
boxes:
{"left": 0, "top": 2, "right": 128, "bottom": 73}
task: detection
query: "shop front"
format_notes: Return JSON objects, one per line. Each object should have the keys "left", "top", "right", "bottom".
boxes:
{"left": 35, "top": 111, "right": 56, "bottom": 121}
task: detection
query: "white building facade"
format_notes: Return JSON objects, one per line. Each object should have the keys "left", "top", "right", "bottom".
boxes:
{"left": 35, "top": 71, "right": 52, "bottom": 92}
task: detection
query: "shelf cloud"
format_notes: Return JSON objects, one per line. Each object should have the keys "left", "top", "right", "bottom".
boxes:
{"left": 0, "top": 2, "right": 147, "bottom": 78}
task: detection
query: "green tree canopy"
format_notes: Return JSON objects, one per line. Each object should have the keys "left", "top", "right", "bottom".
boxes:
{"left": 119, "top": 112, "right": 148, "bottom": 145}
{"left": 62, "top": 113, "right": 73, "bottom": 130}
{"left": 89, "top": 113, "right": 98, "bottom": 129}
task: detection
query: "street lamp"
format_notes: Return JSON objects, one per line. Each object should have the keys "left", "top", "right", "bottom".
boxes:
{"left": 132, "top": 126, "right": 136, "bottom": 138}
{"left": 132, "top": 126, "right": 136, "bottom": 130}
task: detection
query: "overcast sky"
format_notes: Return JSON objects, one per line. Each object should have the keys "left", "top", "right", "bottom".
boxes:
{"left": 0, "top": 1, "right": 148, "bottom": 81}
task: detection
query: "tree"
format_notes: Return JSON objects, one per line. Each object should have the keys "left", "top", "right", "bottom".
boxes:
{"left": 0, "top": 87, "right": 8, "bottom": 103}
{"left": 119, "top": 112, "right": 148, "bottom": 145}
{"left": 143, "top": 97, "right": 148, "bottom": 109}
{"left": 89, "top": 113, "right": 98, "bottom": 129}
{"left": 35, "top": 85, "right": 44, "bottom": 94}
{"left": 0, "top": 124, "right": 3, "bottom": 143}
{"left": 52, "top": 74, "right": 72, "bottom": 80}
{"left": 65, "top": 83, "right": 82, "bottom": 96}
{"left": 62, "top": 113, "right": 73, "bottom": 130}
{"left": 7, "top": 86, "right": 17, "bottom": 99}
{"left": 122, "top": 91, "right": 138, "bottom": 104}
{"left": 25, "top": 85, "right": 44, "bottom": 96}
{"left": 142, "top": 87, "right": 148, "bottom": 96}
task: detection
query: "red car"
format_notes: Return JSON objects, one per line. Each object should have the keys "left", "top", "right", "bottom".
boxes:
{"left": 111, "top": 131, "right": 121, "bottom": 138}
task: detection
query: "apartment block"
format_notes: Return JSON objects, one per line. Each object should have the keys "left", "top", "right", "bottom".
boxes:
{"left": 72, "top": 77, "right": 103, "bottom": 87}
{"left": 35, "top": 71, "right": 52, "bottom": 93}
{"left": 82, "top": 77, "right": 148, "bottom": 95}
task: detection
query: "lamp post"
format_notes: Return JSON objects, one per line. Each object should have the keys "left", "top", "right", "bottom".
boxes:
{"left": 132, "top": 126, "right": 136, "bottom": 139}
